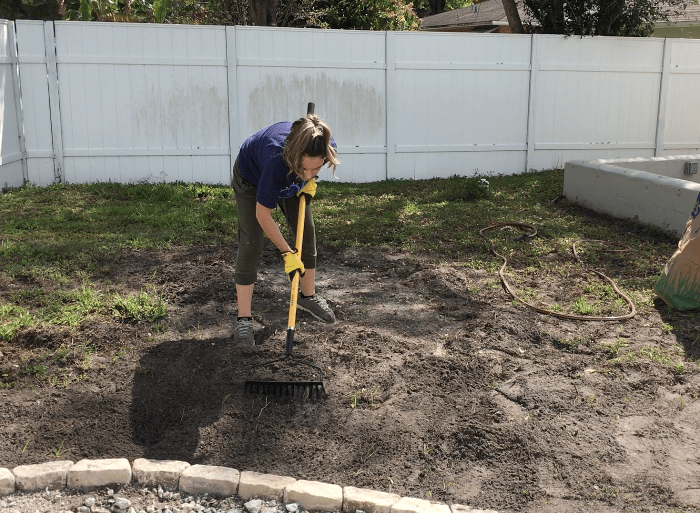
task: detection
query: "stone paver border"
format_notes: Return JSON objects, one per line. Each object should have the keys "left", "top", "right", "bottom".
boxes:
{"left": 0, "top": 458, "right": 498, "bottom": 513}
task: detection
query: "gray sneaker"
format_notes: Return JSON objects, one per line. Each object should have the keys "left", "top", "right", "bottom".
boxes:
{"left": 234, "top": 317, "right": 255, "bottom": 345}
{"left": 297, "top": 294, "right": 336, "bottom": 323}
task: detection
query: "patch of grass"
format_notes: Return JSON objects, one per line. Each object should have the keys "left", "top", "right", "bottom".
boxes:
{"left": 611, "top": 344, "right": 687, "bottom": 374}
{"left": 1, "top": 171, "right": 698, "bottom": 349}
{"left": 0, "top": 303, "right": 34, "bottom": 341}
{"left": 0, "top": 182, "right": 236, "bottom": 281}
{"left": 112, "top": 288, "right": 168, "bottom": 323}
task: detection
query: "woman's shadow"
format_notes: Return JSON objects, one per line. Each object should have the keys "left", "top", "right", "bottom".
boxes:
{"left": 130, "top": 336, "right": 241, "bottom": 461}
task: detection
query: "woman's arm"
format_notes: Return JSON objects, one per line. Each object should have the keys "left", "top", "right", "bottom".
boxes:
{"left": 255, "top": 202, "right": 293, "bottom": 254}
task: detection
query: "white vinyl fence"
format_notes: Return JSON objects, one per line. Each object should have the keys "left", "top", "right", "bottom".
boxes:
{"left": 2, "top": 21, "right": 700, "bottom": 187}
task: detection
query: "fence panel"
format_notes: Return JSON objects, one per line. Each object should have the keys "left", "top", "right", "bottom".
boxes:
{"left": 0, "top": 20, "right": 24, "bottom": 189}
{"left": 234, "top": 27, "right": 387, "bottom": 183}
{"left": 529, "top": 35, "right": 665, "bottom": 170}
{"left": 53, "top": 21, "right": 230, "bottom": 184}
{"left": 389, "top": 32, "right": 532, "bottom": 180}
{"left": 662, "top": 39, "right": 700, "bottom": 155}
{"left": 15, "top": 21, "right": 57, "bottom": 186}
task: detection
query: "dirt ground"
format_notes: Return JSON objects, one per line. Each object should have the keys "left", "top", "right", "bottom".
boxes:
{"left": 2, "top": 238, "right": 700, "bottom": 513}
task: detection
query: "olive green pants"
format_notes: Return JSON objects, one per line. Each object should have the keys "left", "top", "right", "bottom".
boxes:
{"left": 232, "top": 158, "right": 317, "bottom": 286}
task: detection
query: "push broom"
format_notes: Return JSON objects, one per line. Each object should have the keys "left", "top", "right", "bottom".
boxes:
{"left": 243, "top": 103, "right": 326, "bottom": 401}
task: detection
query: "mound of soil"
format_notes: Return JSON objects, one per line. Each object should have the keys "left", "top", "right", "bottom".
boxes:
{"left": 1, "top": 242, "right": 700, "bottom": 512}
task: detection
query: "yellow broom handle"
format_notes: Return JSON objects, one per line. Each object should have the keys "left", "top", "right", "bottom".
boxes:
{"left": 287, "top": 197, "right": 306, "bottom": 330}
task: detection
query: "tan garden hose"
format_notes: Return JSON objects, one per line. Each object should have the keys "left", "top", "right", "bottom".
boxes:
{"left": 480, "top": 222, "right": 637, "bottom": 321}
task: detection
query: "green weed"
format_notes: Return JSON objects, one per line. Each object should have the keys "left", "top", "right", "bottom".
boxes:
{"left": 600, "top": 338, "right": 629, "bottom": 358}
{"left": 345, "top": 386, "right": 381, "bottom": 409}
{"left": 360, "top": 442, "right": 378, "bottom": 463}
{"left": 46, "top": 441, "right": 65, "bottom": 459}
{"left": 112, "top": 346, "right": 131, "bottom": 362}
{"left": 571, "top": 297, "right": 596, "bottom": 315}
{"left": 0, "top": 374, "right": 12, "bottom": 389}
{"left": 53, "top": 343, "right": 72, "bottom": 363}
{"left": 76, "top": 343, "right": 95, "bottom": 371}
{"left": 420, "top": 444, "right": 434, "bottom": 456}
{"left": 21, "top": 363, "right": 46, "bottom": 381}
{"left": 557, "top": 337, "right": 587, "bottom": 351}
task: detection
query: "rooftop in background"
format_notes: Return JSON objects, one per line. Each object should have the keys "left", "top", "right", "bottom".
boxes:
{"left": 420, "top": 0, "right": 700, "bottom": 37}
{"left": 664, "top": 3, "right": 700, "bottom": 26}
{"left": 419, "top": 0, "right": 532, "bottom": 33}
{"left": 656, "top": 3, "right": 700, "bottom": 38}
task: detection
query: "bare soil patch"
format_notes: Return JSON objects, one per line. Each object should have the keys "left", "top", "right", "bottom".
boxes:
{"left": 2, "top": 241, "right": 700, "bottom": 512}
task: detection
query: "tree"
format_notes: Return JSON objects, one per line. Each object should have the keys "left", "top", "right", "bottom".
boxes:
{"left": 516, "top": 0, "right": 689, "bottom": 37}
{"left": 250, "top": 0, "right": 276, "bottom": 25}
{"left": 502, "top": 0, "right": 525, "bottom": 33}
{"left": 428, "top": 0, "right": 445, "bottom": 14}
{"left": 315, "top": 0, "right": 419, "bottom": 30}
{"left": 59, "top": 0, "right": 152, "bottom": 21}
{"left": 2, "top": 0, "right": 421, "bottom": 28}
{"left": 0, "top": 0, "right": 62, "bottom": 19}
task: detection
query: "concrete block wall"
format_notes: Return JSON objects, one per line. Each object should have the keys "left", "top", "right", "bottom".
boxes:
{"left": 563, "top": 157, "right": 700, "bottom": 236}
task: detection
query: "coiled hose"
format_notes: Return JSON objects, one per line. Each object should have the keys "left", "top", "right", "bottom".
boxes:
{"left": 480, "top": 222, "right": 637, "bottom": 321}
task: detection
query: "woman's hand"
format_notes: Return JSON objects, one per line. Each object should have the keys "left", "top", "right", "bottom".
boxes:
{"left": 281, "top": 249, "right": 305, "bottom": 280}
{"left": 297, "top": 178, "right": 317, "bottom": 199}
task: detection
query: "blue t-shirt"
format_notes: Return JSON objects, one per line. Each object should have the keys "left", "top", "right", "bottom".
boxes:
{"left": 237, "top": 122, "right": 336, "bottom": 209}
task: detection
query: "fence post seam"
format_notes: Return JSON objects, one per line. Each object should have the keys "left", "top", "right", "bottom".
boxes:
{"left": 525, "top": 33, "right": 538, "bottom": 173}
{"left": 655, "top": 38, "right": 671, "bottom": 158}
{"left": 9, "top": 21, "right": 29, "bottom": 184}
{"left": 226, "top": 25, "right": 239, "bottom": 188}
{"left": 43, "top": 21, "right": 64, "bottom": 184}
{"left": 385, "top": 31, "right": 396, "bottom": 181}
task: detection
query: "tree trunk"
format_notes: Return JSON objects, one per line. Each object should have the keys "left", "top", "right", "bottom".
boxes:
{"left": 250, "top": 0, "right": 277, "bottom": 25}
{"left": 428, "top": 0, "right": 445, "bottom": 15}
{"left": 502, "top": 0, "right": 525, "bottom": 33}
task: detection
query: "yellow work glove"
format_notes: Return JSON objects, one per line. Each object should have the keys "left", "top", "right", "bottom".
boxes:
{"left": 281, "top": 249, "right": 305, "bottom": 281}
{"left": 297, "top": 178, "right": 317, "bottom": 201}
